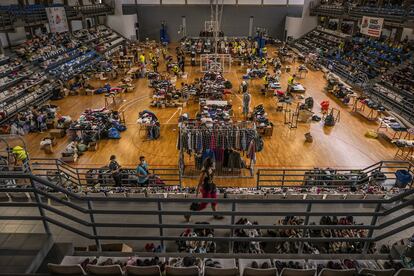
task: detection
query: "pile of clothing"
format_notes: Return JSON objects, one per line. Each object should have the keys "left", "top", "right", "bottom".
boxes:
{"left": 8, "top": 104, "right": 62, "bottom": 135}
{"left": 198, "top": 103, "right": 232, "bottom": 124}
{"left": 137, "top": 110, "right": 160, "bottom": 140}
{"left": 326, "top": 75, "right": 354, "bottom": 104}
{"left": 69, "top": 108, "right": 126, "bottom": 141}
{"left": 250, "top": 104, "right": 272, "bottom": 128}
{"left": 381, "top": 116, "right": 407, "bottom": 131}
{"left": 359, "top": 97, "right": 386, "bottom": 111}
{"left": 268, "top": 216, "right": 305, "bottom": 254}
{"left": 233, "top": 218, "right": 264, "bottom": 254}
{"left": 177, "top": 222, "right": 216, "bottom": 253}
{"left": 150, "top": 79, "right": 182, "bottom": 108}
{"left": 393, "top": 139, "right": 414, "bottom": 148}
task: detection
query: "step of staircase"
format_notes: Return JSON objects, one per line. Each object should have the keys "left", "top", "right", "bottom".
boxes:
{"left": 0, "top": 233, "right": 53, "bottom": 274}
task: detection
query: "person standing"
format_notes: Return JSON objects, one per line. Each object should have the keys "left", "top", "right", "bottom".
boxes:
{"left": 109, "top": 155, "right": 122, "bottom": 187}
{"left": 136, "top": 156, "right": 152, "bottom": 186}
{"left": 185, "top": 157, "right": 223, "bottom": 222}
{"left": 242, "top": 90, "right": 251, "bottom": 120}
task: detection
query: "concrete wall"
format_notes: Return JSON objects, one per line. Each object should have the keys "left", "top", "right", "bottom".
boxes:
{"left": 285, "top": 0, "right": 318, "bottom": 39}
{"left": 123, "top": 5, "right": 303, "bottom": 41}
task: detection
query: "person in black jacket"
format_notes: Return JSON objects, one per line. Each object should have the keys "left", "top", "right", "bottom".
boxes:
{"left": 108, "top": 155, "right": 122, "bottom": 187}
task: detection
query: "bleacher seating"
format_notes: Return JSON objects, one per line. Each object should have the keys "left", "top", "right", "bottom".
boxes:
{"left": 381, "top": 61, "right": 414, "bottom": 97}
{"left": 47, "top": 256, "right": 414, "bottom": 276}
{"left": 328, "top": 35, "right": 412, "bottom": 79}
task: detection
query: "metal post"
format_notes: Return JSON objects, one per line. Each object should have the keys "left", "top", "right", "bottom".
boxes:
{"left": 248, "top": 16, "right": 253, "bottom": 37}
{"left": 363, "top": 202, "right": 382, "bottom": 254}
{"left": 87, "top": 199, "right": 101, "bottom": 252}
{"left": 30, "top": 177, "right": 50, "bottom": 234}
{"left": 282, "top": 169, "right": 286, "bottom": 187}
{"left": 181, "top": 16, "right": 186, "bottom": 38}
{"left": 256, "top": 170, "right": 260, "bottom": 189}
{"left": 157, "top": 201, "right": 164, "bottom": 251}
{"left": 299, "top": 203, "right": 312, "bottom": 254}
{"left": 229, "top": 201, "right": 236, "bottom": 253}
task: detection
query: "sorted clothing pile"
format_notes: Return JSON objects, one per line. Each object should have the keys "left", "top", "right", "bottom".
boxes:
{"left": 69, "top": 108, "right": 126, "bottom": 141}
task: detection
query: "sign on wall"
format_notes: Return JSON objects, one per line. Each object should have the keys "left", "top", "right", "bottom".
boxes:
{"left": 46, "top": 7, "right": 69, "bottom": 33}
{"left": 360, "top": 16, "right": 384, "bottom": 37}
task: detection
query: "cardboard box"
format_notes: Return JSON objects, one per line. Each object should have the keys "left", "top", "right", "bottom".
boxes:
{"left": 49, "top": 129, "right": 66, "bottom": 138}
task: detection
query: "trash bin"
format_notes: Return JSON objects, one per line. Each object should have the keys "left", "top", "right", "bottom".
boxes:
{"left": 395, "top": 170, "right": 413, "bottom": 188}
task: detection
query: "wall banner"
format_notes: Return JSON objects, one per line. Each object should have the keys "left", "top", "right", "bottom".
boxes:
{"left": 46, "top": 7, "right": 69, "bottom": 33}
{"left": 360, "top": 16, "right": 384, "bottom": 37}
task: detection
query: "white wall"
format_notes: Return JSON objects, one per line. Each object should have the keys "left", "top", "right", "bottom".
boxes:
{"left": 106, "top": 14, "right": 137, "bottom": 40}
{"left": 401, "top": 28, "right": 414, "bottom": 41}
{"left": 285, "top": 0, "right": 318, "bottom": 39}
{"left": 1, "top": 0, "right": 18, "bottom": 4}
{"left": 71, "top": 20, "right": 83, "bottom": 31}
{"left": 0, "top": 27, "right": 27, "bottom": 48}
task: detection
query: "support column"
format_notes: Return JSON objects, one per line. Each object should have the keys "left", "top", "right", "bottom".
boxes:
{"left": 248, "top": 16, "right": 254, "bottom": 37}
{"left": 181, "top": 16, "right": 187, "bottom": 38}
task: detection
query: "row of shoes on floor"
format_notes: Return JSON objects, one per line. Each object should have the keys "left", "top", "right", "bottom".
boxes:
{"left": 177, "top": 222, "right": 216, "bottom": 253}
{"left": 234, "top": 218, "right": 264, "bottom": 254}
{"left": 79, "top": 257, "right": 165, "bottom": 270}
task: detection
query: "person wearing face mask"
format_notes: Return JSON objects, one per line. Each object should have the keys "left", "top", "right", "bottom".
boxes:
{"left": 136, "top": 156, "right": 153, "bottom": 186}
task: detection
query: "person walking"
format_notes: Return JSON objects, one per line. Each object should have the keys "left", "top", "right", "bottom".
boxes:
{"left": 185, "top": 157, "right": 223, "bottom": 222}
{"left": 108, "top": 155, "right": 122, "bottom": 187}
{"left": 242, "top": 90, "right": 251, "bottom": 120}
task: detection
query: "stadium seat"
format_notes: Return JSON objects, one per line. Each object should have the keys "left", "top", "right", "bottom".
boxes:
{"left": 318, "top": 269, "right": 356, "bottom": 276}
{"left": 280, "top": 268, "right": 317, "bottom": 276}
{"left": 359, "top": 268, "right": 395, "bottom": 276}
{"left": 165, "top": 266, "right": 199, "bottom": 276}
{"left": 47, "top": 263, "right": 87, "bottom": 275}
{"left": 86, "top": 264, "right": 123, "bottom": 275}
{"left": 126, "top": 265, "right": 162, "bottom": 276}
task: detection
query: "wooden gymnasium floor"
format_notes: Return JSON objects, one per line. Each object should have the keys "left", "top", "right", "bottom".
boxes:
{"left": 23, "top": 44, "right": 397, "bottom": 187}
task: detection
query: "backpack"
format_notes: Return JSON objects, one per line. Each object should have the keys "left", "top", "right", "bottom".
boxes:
{"left": 324, "top": 114, "right": 335, "bottom": 126}
{"left": 255, "top": 136, "right": 264, "bottom": 152}
{"left": 305, "top": 97, "right": 314, "bottom": 110}
{"left": 108, "top": 127, "right": 121, "bottom": 139}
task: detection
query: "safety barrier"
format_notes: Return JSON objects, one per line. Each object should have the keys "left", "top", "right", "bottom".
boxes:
{"left": 30, "top": 158, "right": 182, "bottom": 187}
{"left": 311, "top": 4, "right": 411, "bottom": 22}
{"left": 0, "top": 170, "right": 413, "bottom": 256}
{"left": 257, "top": 160, "right": 414, "bottom": 188}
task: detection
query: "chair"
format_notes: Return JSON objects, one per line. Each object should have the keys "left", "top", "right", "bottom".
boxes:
{"left": 359, "top": 268, "right": 395, "bottom": 276}
{"left": 86, "top": 264, "right": 123, "bottom": 276}
{"left": 204, "top": 258, "right": 238, "bottom": 276}
{"left": 243, "top": 268, "right": 277, "bottom": 276}
{"left": 280, "top": 268, "right": 316, "bottom": 276}
{"left": 395, "top": 269, "right": 414, "bottom": 276}
{"left": 165, "top": 266, "right": 200, "bottom": 276}
{"left": 126, "top": 265, "right": 162, "bottom": 276}
{"left": 318, "top": 269, "right": 356, "bottom": 276}
{"left": 47, "top": 263, "right": 87, "bottom": 275}
{"left": 205, "top": 267, "right": 239, "bottom": 276}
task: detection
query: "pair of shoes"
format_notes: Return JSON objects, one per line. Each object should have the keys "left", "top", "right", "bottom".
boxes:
{"left": 251, "top": 261, "right": 270, "bottom": 269}
{"left": 184, "top": 214, "right": 191, "bottom": 222}
{"left": 213, "top": 215, "right": 224, "bottom": 220}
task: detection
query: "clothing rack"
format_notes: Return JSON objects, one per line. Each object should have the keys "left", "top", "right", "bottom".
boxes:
{"left": 178, "top": 121, "right": 259, "bottom": 178}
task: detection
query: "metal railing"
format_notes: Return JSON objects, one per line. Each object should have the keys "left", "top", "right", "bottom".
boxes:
{"left": 0, "top": 171, "right": 413, "bottom": 257}
{"left": 310, "top": 3, "right": 411, "bottom": 23}
{"left": 30, "top": 158, "right": 182, "bottom": 188}
{"left": 257, "top": 160, "right": 414, "bottom": 188}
